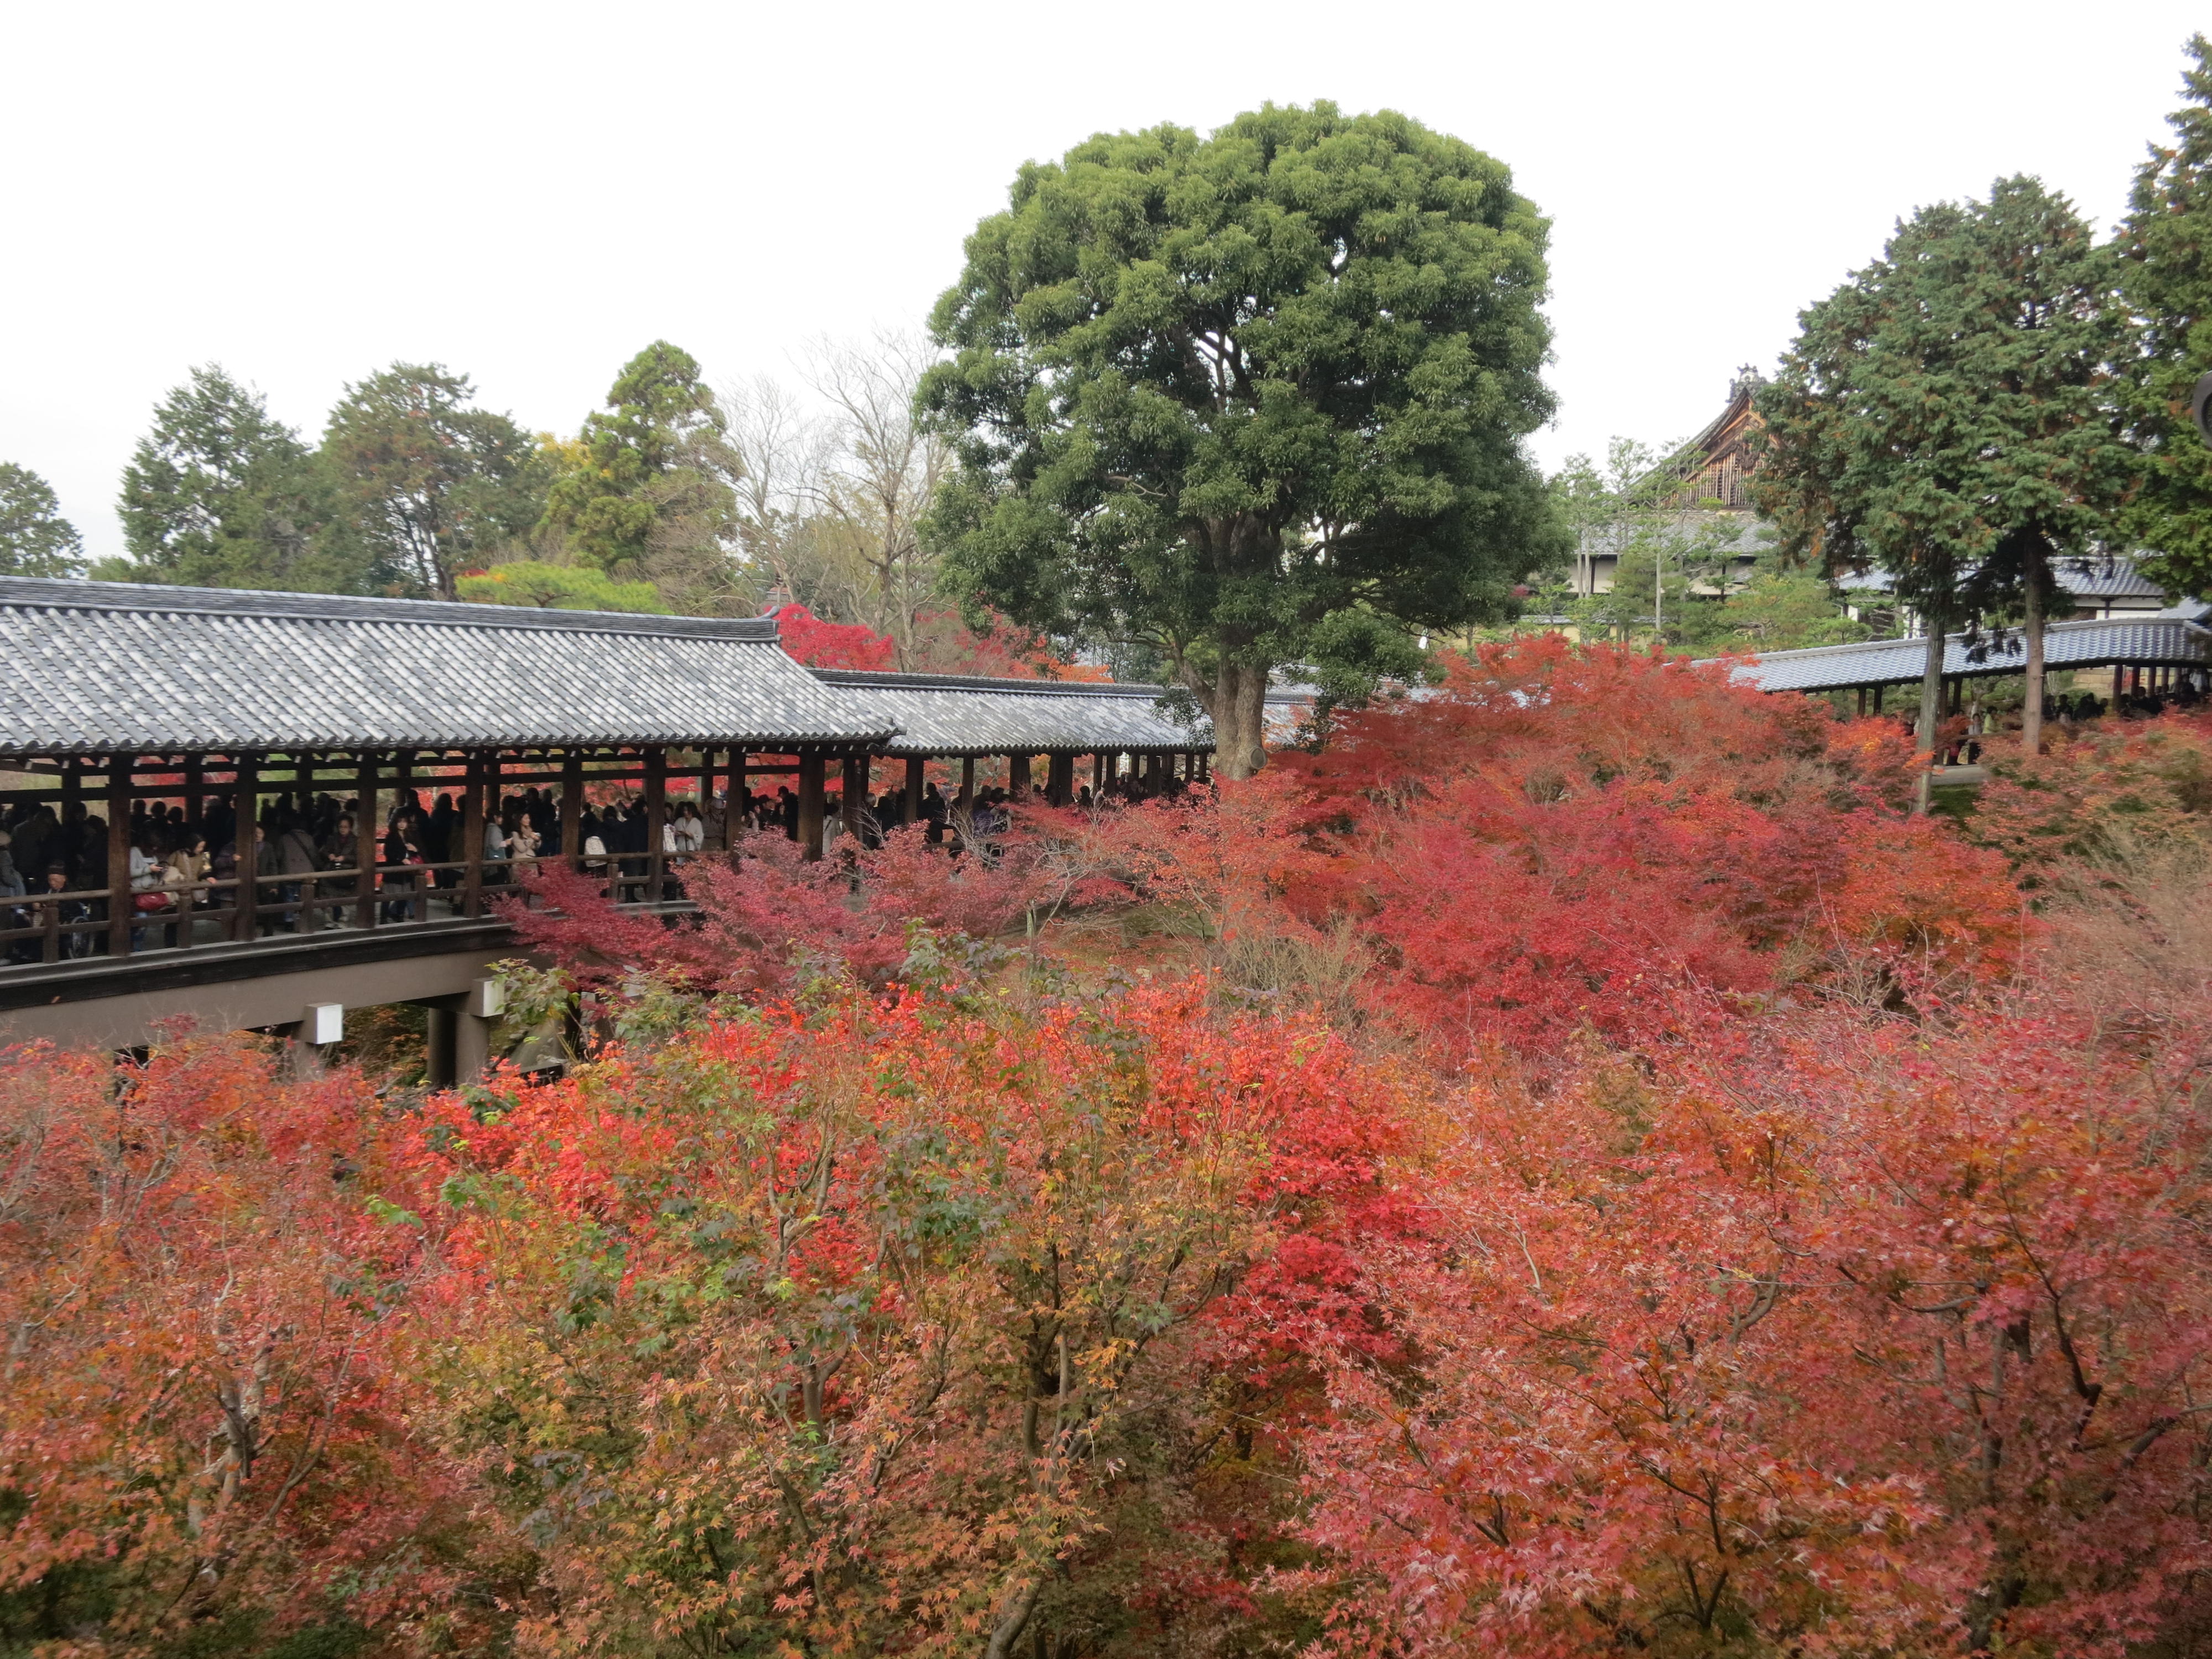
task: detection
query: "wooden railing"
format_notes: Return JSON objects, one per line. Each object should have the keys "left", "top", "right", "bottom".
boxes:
{"left": 0, "top": 852, "right": 706, "bottom": 972}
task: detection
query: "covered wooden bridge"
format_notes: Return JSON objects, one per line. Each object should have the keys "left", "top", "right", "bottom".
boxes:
{"left": 0, "top": 577, "right": 1209, "bottom": 1058}
{"left": 1706, "top": 611, "right": 2212, "bottom": 708}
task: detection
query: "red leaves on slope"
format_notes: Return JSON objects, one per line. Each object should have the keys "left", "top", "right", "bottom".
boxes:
{"left": 1297, "top": 989, "right": 2212, "bottom": 1657}
{"left": 0, "top": 1036, "right": 469, "bottom": 1650}
{"left": 1241, "top": 638, "right": 2021, "bottom": 1060}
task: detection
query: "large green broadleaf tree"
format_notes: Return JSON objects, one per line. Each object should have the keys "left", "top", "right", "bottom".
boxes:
{"left": 918, "top": 102, "right": 1563, "bottom": 776}
{"left": 1754, "top": 177, "right": 2136, "bottom": 765}
{"left": 2117, "top": 35, "right": 2212, "bottom": 597}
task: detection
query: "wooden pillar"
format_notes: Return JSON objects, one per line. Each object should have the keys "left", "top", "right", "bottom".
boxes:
{"left": 904, "top": 756, "right": 925, "bottom": 823}
{"left": 462, "top": 750, "right": 491, "bottom": 919}
{"left": 958, "top": 757, "right": 975, "bottom": 814}
{"left": 798, "top": 752, "right": 826, "bottom": 862}
{"left": 1092, "top": 753, "right": 1105, "bottom": 791}
{"left": 1873, "top": 684, "right": 1886, "bottom": 714}
{"left": 843, "top": 754, "right": 867, "bottom": 839}
{"left": 643, "top": 745, "right": 667, "bottom": 902}
{"left": 1046, "top": 753, "right": 1074, "bottom": 807}
{"left": 234, "top": 756, "right": 262, "bottom": 943}
{"left": 184, "top": 756, "right": 204, "bottom": 829}
{"left": 1009, "top": 753, "right": 1031, "bottom": 799}
{"left": 354, "top": 755, "right": 379, "bottom": 931}
{"left": 711, "top": 747, "right": 734, "bottom": 848}
{"left": 107, "top": 758, "right": 133, "bottom": 958}
{"left": 561, "top": 750, "right": 584, "bottom": 870}
{"left": 393, "top": 752, "right": 413, "bottom": 828}
{"left": 1196, "top": 752, "right": 1210, "bottom": 782}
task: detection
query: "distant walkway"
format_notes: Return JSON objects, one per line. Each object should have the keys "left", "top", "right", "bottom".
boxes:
{"left": 1702, "top": 610, "right": 2212, "bottom": 697}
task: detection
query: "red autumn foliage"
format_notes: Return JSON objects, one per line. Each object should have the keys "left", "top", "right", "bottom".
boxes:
{"left": 499, "top": 821, "right": 1094, "bottom": 995}
{"left": 1225, "top": 638, "right": 2022, "bottom": 1058}
{"left": 379, "top": 981, "right": 1420, "bottom": 1654}
{"left": 769, "top": 601, "right": 1112, "bottom": 681}
{"left": 12, "top": 635, "right": 2212, "bottom": 1657}
{"left": 1971, "top": 708, "right": 2212, "bottom": 875}
{"left": 0, "top": 1034, "right": 473, "bottom": 1652}
{"left": 766, "top": 602, "right": 895, "bottom": 670}
{"left": 1298, "top": 981, "right": 2212, "bottom": 1657}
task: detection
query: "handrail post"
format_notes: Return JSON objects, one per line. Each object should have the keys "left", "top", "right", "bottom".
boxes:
{"left": 233, "top": 755, "right": 260, "bottom": 942}
{"left": 463, "top": 749, "right": 491, "bottom": 919}
{"left": 356, "top": 753, "right": 379, "bottom": 932}
{"left": 643, "top": 745, "right": 667, "bottom": 901}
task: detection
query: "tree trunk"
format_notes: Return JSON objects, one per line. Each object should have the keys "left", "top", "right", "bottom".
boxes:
{"left": 2022, "top": 539, "right": 2045, "bottom": 758}
{"left": 1915, "top": 599, "right": 1947, "bottom": 817}
{"left": 1209, "top": 663, "right": 1270, "bottom": 780}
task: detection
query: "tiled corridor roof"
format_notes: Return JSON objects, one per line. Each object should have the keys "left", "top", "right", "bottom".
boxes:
{"left": 0, "top": 577, "right": 896, "bottom": 755}
{"left": 1704, "top": 613, "right": 2212, "bottom": 695}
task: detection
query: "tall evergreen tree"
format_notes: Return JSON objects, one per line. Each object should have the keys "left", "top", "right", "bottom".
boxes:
{"left": 1754, "top": 178, "right": 2135, "bottom": 766}
{"left": 0, "top": 463, "right": 85, "bottom": 577}
{"left": 918, "top": 103, "right": 1563, "bottom": 776}
{"left": 113, "top": 366, "right": 356, "bottom": 591}
{"left": 321, "top": 364, "right": 542, "bottom": 599}
{"left": 539, "top": 341, "right": 738, "bottom": 592}
{"left": 2117, "top": 34, "right": 2212, "bottom": 597}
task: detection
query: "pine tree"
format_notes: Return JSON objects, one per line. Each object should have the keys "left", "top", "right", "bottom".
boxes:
{"left": 1755, "top": 178, "right": 2135, "bottom": 765}
{"left": 2117, "top": 35, "right": 2212, "bottom": 597}
{"left": 0, "top": 462, "right": 85, "bottom": 577}
{"left": 113, "top": 367, "right": 359, "bottom": 592}
{"left": 538, "top": 341, "right": 738, "bottom": 596}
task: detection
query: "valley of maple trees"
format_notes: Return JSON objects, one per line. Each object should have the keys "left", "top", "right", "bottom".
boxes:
{"left": 6, "top": 639, "right": 2212, "bottom": 1658}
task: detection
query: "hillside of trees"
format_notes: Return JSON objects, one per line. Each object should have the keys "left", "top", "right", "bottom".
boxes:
{"left": 6, "top": 648, "right": 2212, "bottom": 1656}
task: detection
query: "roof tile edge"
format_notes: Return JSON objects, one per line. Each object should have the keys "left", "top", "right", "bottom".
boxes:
{"left": 0, "top": 575, "right": 782, "bottom": 642}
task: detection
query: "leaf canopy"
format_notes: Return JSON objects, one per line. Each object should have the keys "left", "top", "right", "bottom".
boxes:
{"left": 1752, "top": 176, "right": 2137, "bottom": 624}
{"left": 2119, "top": 34, "right": 2212, "bottom": 596}
{"left": 0, "top": 461, "right": 84, "bottom": 578}
{"left": 920, "top": 101, "right": 1563, "bottom": 759}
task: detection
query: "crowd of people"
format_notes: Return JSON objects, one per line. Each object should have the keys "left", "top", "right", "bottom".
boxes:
{"left": 0, "top": 755, "right": 1199, "bottom": 965}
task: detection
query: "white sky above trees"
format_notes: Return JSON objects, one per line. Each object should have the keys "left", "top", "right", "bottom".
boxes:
{"left": 6, "top": 0, "right": 2203, "bottom": 565}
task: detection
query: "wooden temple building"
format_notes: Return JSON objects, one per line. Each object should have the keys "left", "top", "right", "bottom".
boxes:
{"left": 0, "top": 577, "right": 1213, "bottom": 1063}
{"left": 1583, "top": 372, "right": 2212, "bottom": 701}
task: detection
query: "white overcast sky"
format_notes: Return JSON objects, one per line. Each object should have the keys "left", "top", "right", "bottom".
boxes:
{"left": 4, "top": 0, "right": 2204, "bottom": 564}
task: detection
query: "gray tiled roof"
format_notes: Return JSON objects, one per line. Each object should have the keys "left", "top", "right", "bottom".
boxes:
{"left": 1703, "top": 614, "right": 2212, "bottom": 695}
{"left": 811, "top": 669, "right": 1209, "bottom": 755}
{"left": 0, "top": 577, "right": 898, "bottom": 755}
{"left": 1837, "top": 555, "right": 2168, "bottom": 602}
